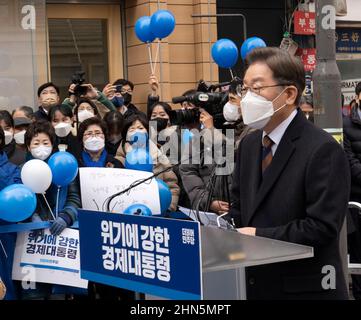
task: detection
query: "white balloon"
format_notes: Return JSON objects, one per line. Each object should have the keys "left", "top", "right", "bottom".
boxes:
{"left": 21, "top": 159, "right": 52, "bottom": 193}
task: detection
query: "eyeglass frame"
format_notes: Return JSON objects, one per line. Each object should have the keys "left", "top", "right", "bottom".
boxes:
{"left": 83, "top": 130, "right": 105, "bottom": 139}
{"left": 236, "top": 83, "right": 291, "bottom": 98}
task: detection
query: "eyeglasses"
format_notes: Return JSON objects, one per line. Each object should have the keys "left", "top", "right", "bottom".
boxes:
{"left": 84, "top": 131, "right": 104, "bottom": 138}
{"left": 236, "top": 83, "right": 290, "bottom": 98}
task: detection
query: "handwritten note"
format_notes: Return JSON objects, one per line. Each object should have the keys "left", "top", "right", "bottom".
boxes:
{"left": 79, "top": 168, "right": 161, "bottom": 215}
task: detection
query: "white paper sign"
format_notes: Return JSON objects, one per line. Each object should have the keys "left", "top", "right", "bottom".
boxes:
{"left": 12, "top": 228, "right": 88, "bottom": 289}
{"left": 341, "top": 78, "right": 361, "bottom": 106}
{"left": 79, "top": 167, "right": 161, "bottom": 215}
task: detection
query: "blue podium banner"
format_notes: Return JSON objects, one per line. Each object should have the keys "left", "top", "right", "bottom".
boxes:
{"left": 78, "top": 209, "right": 202, "bottom": 300}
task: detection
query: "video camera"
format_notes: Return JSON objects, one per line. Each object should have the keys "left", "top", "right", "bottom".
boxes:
{"left": 170, "top": 80, "right": 230, "bottom": 127}
{"left": 71, "top": 70, "right": 89, "bottom": 97}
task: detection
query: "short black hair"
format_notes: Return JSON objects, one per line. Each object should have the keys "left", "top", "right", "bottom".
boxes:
{"left": 74, "top": 98, "right": 99, "bottom": 116}
{"left": 0, "top": 127, "right": 4, "bottom": 150}
{"left": 103, "top": 111, "right": 124, "bottom": 137}
{"left": 0, "top": 110, "right": 14, "bottom": 128}
{"left": 121, "top": 113, "right": 149, "bottom": 140}
{"left": 228, "top": 77, "right": 243, "bottom": 95}
{"left": 25, "top": 120, "right": 56, "bottom": 148}
{"left": 356, "top": 82, "right": 361, "bottom": 96}
{"left": 182, "top": 89, "right": 197, "bottom": 97}
{"left": 78, "top": 117, "right": 108, "bottom": 148}
{"left": 113, "top": 79, "right": 134, "bottom": 91}
{"left": 49, "top": 104, "right": 74, "bottom": 122}
{"left": 12, "top": 106, "right": 34, "bottom": 120}
{"left": 148, "top": 101, "right": 172, "bottom": 120}
{"left": 245, "top": 47, "right": 305, "bottom": 105}
{"left": 37, "top": 82, "right": 60, "bottom": 97}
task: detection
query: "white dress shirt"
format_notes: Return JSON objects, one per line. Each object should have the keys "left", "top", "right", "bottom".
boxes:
{"left": 262, "top": 109, "right": 298, "bottom": 156}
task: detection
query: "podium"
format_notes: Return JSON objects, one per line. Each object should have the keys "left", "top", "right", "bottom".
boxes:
{"left": 201, "top": 226, "right": 313, "bottom": 300}
{"left": 146, "top": 225, "right": 313, "bottom": 300}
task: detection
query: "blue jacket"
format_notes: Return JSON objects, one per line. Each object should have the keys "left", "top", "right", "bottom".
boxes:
{"left": 0, "top": 151, "right": 21, "bottom": 300}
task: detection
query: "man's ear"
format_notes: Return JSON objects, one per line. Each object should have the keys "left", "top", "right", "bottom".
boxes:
{"left": 285, "top": 86, "right": 298, "bottom": 106}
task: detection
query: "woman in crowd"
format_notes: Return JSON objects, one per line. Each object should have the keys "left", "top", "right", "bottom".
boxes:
{"left": 49, "top": 104, "right": 80, "bottom": 157}
{"left": 0, "top": 110, "right": 26, "bottom": 165}
{"left": 20, "top": 120, "right": 81, "bottom": 299}
{"left": 73, "top": 98, "right": 99, "bottom": 131}
{"left": 77, "top": 117, "right": 122, "bottom": 168}
{"left": 103, "top": 111, "right": 124, "bottom": 157}
{"left": 0, "top": 127, "right": 21, "bottom": 300}
{"left": 115, "top": 113, "right": 180, "bottom": 211}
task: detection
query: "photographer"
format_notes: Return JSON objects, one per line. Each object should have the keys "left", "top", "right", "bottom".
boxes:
{"left": 63, "top": 82, "right": 116, "bottom": 118}
{"left": 177, "top": 86, "right": 231, "bottom": 215}
{"left": 103, "top": 79, "right": 145, "bottom": 119}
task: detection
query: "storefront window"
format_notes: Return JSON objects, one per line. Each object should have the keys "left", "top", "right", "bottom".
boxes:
{"left": 0, "top": 0, "right": 47, "bottom": 112}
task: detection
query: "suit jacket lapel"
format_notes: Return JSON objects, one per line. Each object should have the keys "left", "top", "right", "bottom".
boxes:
{"left": 246, "top": 110, "right": 306, "bottom": 225}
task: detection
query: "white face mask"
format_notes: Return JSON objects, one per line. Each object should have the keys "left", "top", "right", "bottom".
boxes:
{"left": 14, "top": 130, "right": 26, "bottom": 145}
{"left": 4, "top": 130, "right": 13, "bottom": 145}
{"left": 54, "top": 122, "right": 72, "bottom": 138}
{"left": 84, "top": 136, "right": 105, "bottom": 152}
{"left": 78, "top": 110, "right": 94, "bottom": 123}
{"left": 31, "top": 145, "right": 52, "bottom": 161}
{"left": 240, "top": 89, "right": 288, "bottom": 130}
{"left": 223, "top": 102, "right": 241, "bottom": 122}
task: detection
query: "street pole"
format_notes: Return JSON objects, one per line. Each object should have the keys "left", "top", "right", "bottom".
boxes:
{"left": 313, "top": 0, "right": 348, "bottom": 294}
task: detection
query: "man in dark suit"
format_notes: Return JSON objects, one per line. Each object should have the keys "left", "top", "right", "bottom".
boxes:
{"left": 34, "top": 82, "right": 60, "bottom": 121}
{"left": 230, "top": 47, "right": 350, "bottom": 299}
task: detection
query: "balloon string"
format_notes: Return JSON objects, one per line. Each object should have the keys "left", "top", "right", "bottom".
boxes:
{"left": 229, "top": 68, "right": 234, "bottom": 79}
{"left": 56, "top": 187, "right": 60, "bottom": 219}
{"left": 153, "top": 40, "right": 161, "bottom": 75}
{"left": 0, "top": 240, "right": 8, "bottom": 259}
{"left": 147, "top": 43, "right": 154, "bottom": 74}
{"left": 42, "top": 193, "right": 56, "bottom": 221}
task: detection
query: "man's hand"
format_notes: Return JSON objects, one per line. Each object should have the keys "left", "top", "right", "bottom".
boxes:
{"left": 199, "top": 108, "right": 214, "bottom": 129}
{"left": 103, "top": 83, "right": 116, "bottom": 99}
{"left": 210, "top": 200, "right": 229, "bottom": 215}
{"left": 149, "top": 75, "right": 159, "bottom": 96}
{"left": 84, "top": 84, "right": 99, "bottom": 99}
{"left": 237, "top": 227, "right": 256, "bottom": 236}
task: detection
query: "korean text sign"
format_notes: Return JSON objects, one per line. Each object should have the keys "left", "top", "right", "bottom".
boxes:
{"left": 12, "top": 229, "right": 88, "bottom": 289}
{"left": 78, "top": 209, "right": 202, "bottom": 300}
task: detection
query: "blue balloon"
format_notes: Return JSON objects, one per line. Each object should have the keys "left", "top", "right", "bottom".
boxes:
{"left": 0, "top": 184, "right": 37, "bottom": 222}
{"left": 150, "top": 10, "right": 176, "bottom": 39}
{"left": 124, "top": 204, "right": 152, "bottom": 216}
{"left": 125, "top": 148, "right": 153, "bottom": 172}
{"left": 48, "top": 152, "right": 78, "bottom": 187}
{"left": 135, "top": 16, "right": 156, "bottom": 43}
{"left": 211, "top": 39, "right": 239, "bottom": 69}
{"left": 240, "top": 37, "right": 267, "bottom": 60}
{"left": 156, "top": 179, "right": 172, "bottom": 215}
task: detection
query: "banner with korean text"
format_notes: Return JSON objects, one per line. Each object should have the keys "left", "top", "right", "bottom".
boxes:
{"left": 78, "top": 209, "right": 202, "bottom": 300}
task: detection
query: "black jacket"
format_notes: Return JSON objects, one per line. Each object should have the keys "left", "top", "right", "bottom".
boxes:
{"left": 122, "top": 103, "right": 146, "bottom": 119}
{"left": 230, "top": 110, "right": 350, "bottom": 299}
{"left": 34, "top": 107, "right": 49, "bottom": 121}
{"left": 343, "top": 107, "right": 361, "bottom": 199}
{"left": 55, "top": 133, "right": 82, "bottom": 159}
{"left": 3, "top": 140, "right": 26, "bottom": 166}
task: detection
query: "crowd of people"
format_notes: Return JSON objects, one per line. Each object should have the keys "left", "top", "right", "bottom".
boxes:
{"left": 1, "top": 46, "right": 361, "bottom": 300}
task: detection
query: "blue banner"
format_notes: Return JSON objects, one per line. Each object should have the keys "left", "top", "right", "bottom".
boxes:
{"left": 78, "top": 209, "right": 202, "bottom": 300}
{"left": 336, "top": 28, "right": 361, "bottom": 53}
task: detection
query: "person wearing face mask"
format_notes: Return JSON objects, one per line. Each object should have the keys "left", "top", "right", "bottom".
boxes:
{"left": 77, "top": 117, "right": 122, "bottom": 168}
{"left": 0, "top": 110, "right": 26, "bottom": 166}
{"left": 21, "top": 121, "right": 81, "bottom": 299}
{"left": 34, "top": 82, "right": 60, "bottom": 121}
{"left": 74, "top": 98, "right": 99, "bottom": 130}
{"left": 230, "top": 47, "right": 350, "bottom": 300}
{"left": 115, "top": 114, "right": 180, "bottom": 211}
{"left": 49, "top": 104, "right": 81, "bottom": 158}
{"left": 103, "top": 111, "right": 124, "bottom": 156}
{"left": 0, "top": 127, "right": 22, "bottom": 300}
{"left": 103, "top": 79, "right": 146, "bottom": 119}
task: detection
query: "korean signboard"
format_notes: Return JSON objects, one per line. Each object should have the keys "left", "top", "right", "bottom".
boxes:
{"left": 294, "top": 11, "right": 315, "bottom": 35}
{"left": 78, "top": 210, "right": 202, "bottom": 300}
{"left": 336, "top": 29, "right": 361, "bottom": 53}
